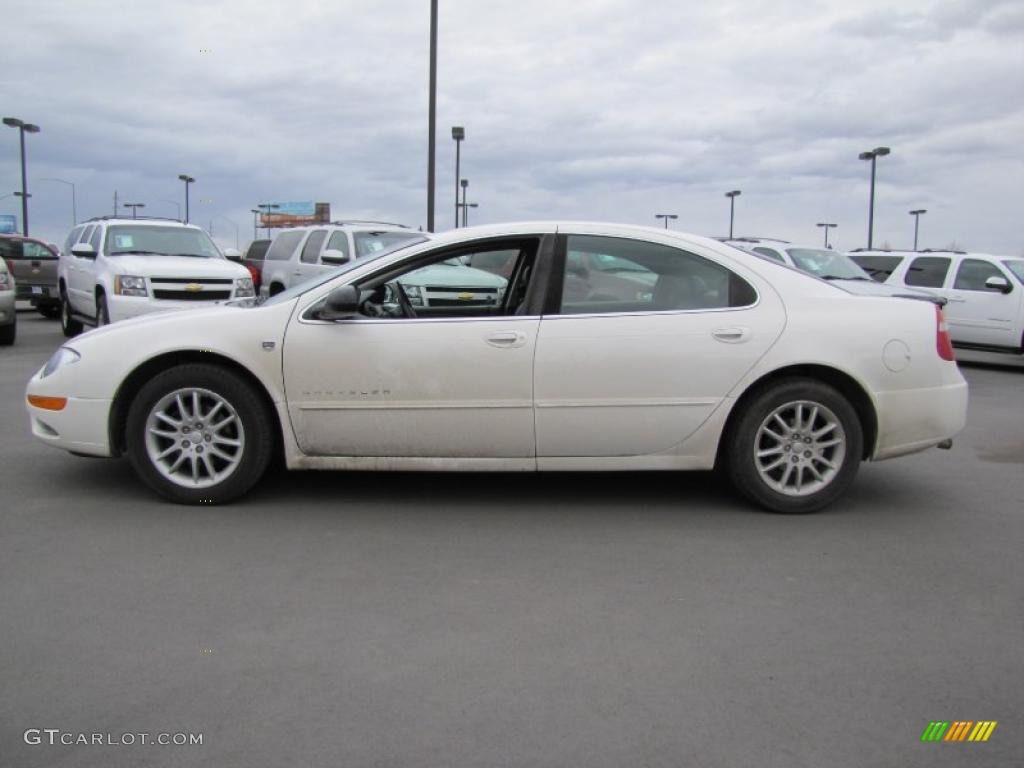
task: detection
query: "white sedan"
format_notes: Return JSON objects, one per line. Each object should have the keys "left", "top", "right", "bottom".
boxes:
{"left": 25, "top": 222, "right": 968, "bottom": 513}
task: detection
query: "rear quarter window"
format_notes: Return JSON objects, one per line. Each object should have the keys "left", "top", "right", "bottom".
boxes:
{"left": 849, "top": 255, "right": 904, "bottom": 282}
{"left": 904, "top": 256, "right": 951, "bottom": 288}
{"left": 265, "top": 230, "right": 306, "bottom": 261}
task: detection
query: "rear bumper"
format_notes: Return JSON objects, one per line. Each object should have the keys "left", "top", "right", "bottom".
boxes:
{"left": 16, "top": 283, "right": 59, "bottom": 304}
{"left": 872, "top": 380, "right": 969, "bottom": 460}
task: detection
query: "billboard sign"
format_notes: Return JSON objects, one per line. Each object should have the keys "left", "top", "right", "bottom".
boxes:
{"left": 259, "top": 201, "right": 330, "bottom": 228}
{"left": 0, "top": 214, "right": 17, "bottom": 234}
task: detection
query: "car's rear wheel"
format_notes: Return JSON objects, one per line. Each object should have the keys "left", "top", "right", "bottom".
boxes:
{"left": 125, "top": 364, "right": 274, "bottom": 504}
{"left": 727, "top": 379, "right": 863, "bottom": 514}
{"left": 60, "top": 291, "right": 82, "bottom": 337}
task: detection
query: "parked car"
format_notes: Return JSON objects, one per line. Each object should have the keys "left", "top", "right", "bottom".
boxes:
{"left": 57, "top": 217, "right": 254, "bottom": 337}
{"left": 26, "top": 222, "right": 967, "bottom": 513}
{"left": 848, "top": 249, "right": 1024, "bottom": 354}
{"left": 258, "top": 221, "right": 426, "bottom": 297}
{"left": 720, "top": 238, "right": 939, "bottom": 302}
{"left": 239, "top": 238, "right": 271, "bottom": 292}
{"left": 0, "top": 257, "right": 15, "bottom": 345}
{"left": 0, "top": 233, "right": 61, "bottom": 317}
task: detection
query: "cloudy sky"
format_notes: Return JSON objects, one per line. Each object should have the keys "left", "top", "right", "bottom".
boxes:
{"left": 2, "top": 0, "right": 1022, "bottom": 254}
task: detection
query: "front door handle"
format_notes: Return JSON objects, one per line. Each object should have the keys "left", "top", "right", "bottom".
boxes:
{"left": 485, "top": 331, "right": 527, "bottom": 348}
{"left": 712, "top": 326, "right": 751, "bottom": 343}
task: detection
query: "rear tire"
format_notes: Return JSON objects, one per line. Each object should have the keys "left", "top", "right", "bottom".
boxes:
{"left": 726, "top": 379, "right": 863, "bottom": 514}
{"left": 61, "top": 292, "right": 82, "bottom": 337}
{"left": 0, "top": 316, "right": 15, "bottom": 346}
{"left": 125, "top": 363, "right": 274, "bottom": 504}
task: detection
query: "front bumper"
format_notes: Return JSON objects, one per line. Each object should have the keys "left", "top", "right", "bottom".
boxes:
{"left": 26, "top": 393, "right": 114, "bottom": 457}
{"left": 872, "top": 380, "right": 969, "bottom": 460}
{"left": 107, "top": 295, "right": 240, "bottom": 322}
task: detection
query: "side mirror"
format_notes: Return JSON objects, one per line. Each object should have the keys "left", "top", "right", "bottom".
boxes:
{"left": 71, "top": 243, "right": 96, "bottom": 259}
{"left": 320, "top": 249, "right": 349, "bottom": 266}
{"left": 984, "top": 275, "right": 1012, "bottom": 293}
{"left": 318, "top": 285, "right": 360, "bottom": 320}
{"left": 223, "top": 247, "right": 242, "bottom": 261}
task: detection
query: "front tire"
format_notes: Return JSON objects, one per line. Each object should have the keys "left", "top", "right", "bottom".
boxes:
{"left": 726, "top": 379, "right": 863, "bottom": 514}
{"left": 125, "top": 364, "right": 274, "bottom": 504}
{"left": 96, "top": 292, "right": 110, "bottom": 326}
{"left": 61, "top": 292, "right": 82, "bottom": 337}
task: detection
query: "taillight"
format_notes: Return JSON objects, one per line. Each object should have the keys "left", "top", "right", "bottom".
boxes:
{"left": 246, "top": 264, "right": 261, "bottom": 291}
{"left": 936, "top": 305, "right": 955, "bottom": 361}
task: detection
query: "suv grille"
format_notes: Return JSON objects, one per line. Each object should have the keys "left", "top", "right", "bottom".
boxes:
{"left": 149, "top": 277, "right": 234, "bottom": 301}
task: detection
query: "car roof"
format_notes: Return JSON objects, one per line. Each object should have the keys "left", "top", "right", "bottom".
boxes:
{"left": 80, "top": 217, "right": 201, "bottom": 229}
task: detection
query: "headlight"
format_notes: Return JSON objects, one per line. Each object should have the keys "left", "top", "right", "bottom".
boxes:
{"left": 41, "top": 347, "right": 81, "bottom": 378}
{"left": 0, "top": 271, "right": 11, "bottom": 291}
{"left": 114, "top": 275, "right": 148, "bottom": 297}
{"left": 235, "top": 277, "right": 255, "bottom": 297}
{"left": 402, "top": 284, "right": 423, "bottom": 305}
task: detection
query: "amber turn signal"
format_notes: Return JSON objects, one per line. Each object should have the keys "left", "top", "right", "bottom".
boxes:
{"left": 27, "top": 395, "right": 68, "bottom": 411}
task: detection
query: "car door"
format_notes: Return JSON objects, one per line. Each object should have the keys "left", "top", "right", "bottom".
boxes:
{"left": 534, "top": 233, "right": 785, "bottom": 459}
{"left": 294, "top": 229, "right": 329, "bottom": 284}
{"left": 943, "top": 257, "right": 1021, "bottom": 347}
{"left": 68, "top": 225, "right": 98, "bottom": 310}
{"left": 282, "top": 236, "right": 546, "bottom": 459}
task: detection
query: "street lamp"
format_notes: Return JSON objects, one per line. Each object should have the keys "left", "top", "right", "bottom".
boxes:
{"left": 452, "top": 126, "right": 465, "bottom": 228}
{"left": 40, "top": 177, "right": 77, "bottom": 226}
{"left": 3, "top": 117, "right": 41, "bottom": 235}
{"left": 725, "top": 190, "right": 741, "bottom": 238}
{"left": 178, "top": 174, "right": 195, "bottom": 223}
{"left": 654, "top": 214, "right": 678, "bottom": 229}
{"left": 816, "top": 222, "right": 837, "bottom": 249}
{"left": 158, "top": 198, "right": 182, "bottom": 220}
{"left": 858, "top": 146, "right": 890, "bottom": 249}
{"left": 909, "top": 209, "right": 927, "bottom": 251}
{"left": 123, "top": 202, "right": 145, "bottom": 219}
{"left": 458, "top": 201, "right": 478, "bottom": 227}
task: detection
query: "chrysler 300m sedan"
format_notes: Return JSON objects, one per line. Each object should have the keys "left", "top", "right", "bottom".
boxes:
{"left": 26, "top": 222, "right": 968, "bottom": 513}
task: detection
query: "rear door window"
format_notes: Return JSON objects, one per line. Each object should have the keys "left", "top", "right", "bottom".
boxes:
{"left": 64, "top": 226, "right": 84, "bottom": 254}
{"left": 265, "top": 230, "right": 306, "bottom": 261}
{"left": 88, "top": 226, "right": 103, "bottom": 252}
{"left": 953, "top": 259, "right": 1011, "bottom": 292}
{"left": 752, "top": 246, "right": 786, "bottom": 263}
{"left": 904, "top": 256, "right": 951, "bottom": 288}
{"left": 300, "top": 230, "right": 328, "bottom": 264}
{"left": 324, "top": 231, "right": 350, "bottom": 260}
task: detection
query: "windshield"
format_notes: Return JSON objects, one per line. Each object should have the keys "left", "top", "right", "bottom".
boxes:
{"left": 354, "top": 231, "right": 423, "bottom": 258}
{"left": 261, "top": 235, "right": 428, "bottom": 307}
{"left": 787, "top": 248, "right": 871, "bottom": 280}
{"left": 1002, "top": 260, "right": 1024, "bottom": 285}
{"left": 105, "top": 225, "right": 223, "bottom": 258}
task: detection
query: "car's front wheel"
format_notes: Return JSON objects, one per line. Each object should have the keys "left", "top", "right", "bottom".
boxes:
{"left": 125, "top": 364, "right": 274, "bottom": 503}
{"left": 727, "top": 379, "right": 863, "bottom": 514}
{"left": 60, "top": 292, "right": 82, "bottom": 337}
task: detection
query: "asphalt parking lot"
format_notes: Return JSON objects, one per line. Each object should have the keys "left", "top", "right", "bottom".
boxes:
{"left": 1, "top": 309, "right": 1021, "bottom": 768}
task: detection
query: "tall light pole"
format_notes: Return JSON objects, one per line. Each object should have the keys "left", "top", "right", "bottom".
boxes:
{"left": 725, "top": 190, "right": 741, "bottom": 238}
{"left": 3, "top": 117, "right": 40, "bottom": 235}
{"left": 858, "top": 146, "right": 890, "bottom": 249}
{"left": 178, "top": 174, "right": 195, "bottom": 223}
{"left": 459, "top": 179, "right": 468, "bottom": 227}
{"left": 452, "top": 126, "right": 465, "bottom": 229}
{"left": 459, "top": 202, "right": 478, "bottom": 227}
{"left": 257, "top": 203, "right": 279, "bottom": 238}
{"left": 654, "top": 214, "right": 678, "bottom": 229}
{"left": 909, "top": 209, "right": 927, "bottom": 251}
{"left": 123, "top": 202, "right": 145, "bottom": 219}
{"left": 40, "top": 178, "right": 76, "bottom": 226}
{"left": 816, "top": 222, "right": 837, "bottom": 249}
{"left": 426, "top": 0, "right": 438, "bottom": 232}
{"left": 158, "top": 198, "right": 182, "bottom": 220}
{"left": 250, "top": 209, "right": 261, "bottom": 241}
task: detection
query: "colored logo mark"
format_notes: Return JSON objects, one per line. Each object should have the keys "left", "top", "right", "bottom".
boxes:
{"left": 921, "top": 721, "right": 997, "bottom": 742}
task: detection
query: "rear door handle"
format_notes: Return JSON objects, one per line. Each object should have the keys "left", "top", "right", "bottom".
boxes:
{"left": 712, "top": 326, "right": 751, "bottom": 343}
{"left": 485, "top": 331, "right": 527, "bottom": 348}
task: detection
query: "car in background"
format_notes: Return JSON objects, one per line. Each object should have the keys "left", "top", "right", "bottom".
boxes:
{"left": 58, "top": 217, "right": 254, "bottom": 337}
{"left": 720, "top": 237, "right": 939, "bottom": 302}
{"left": 0, "top": 234, "right": 61, "bottom": 318}
{"left": 848, "top": 248, "right": 1024, "bottom": 355}
{"left": 239, "top": 238, "right": 271, "bottom": 292}
{"left": 27, "top": 222, "right": 967, "bottom": 514}
{"left": 0, "top": 257, "right": 15, "bottom": 345}
{"left": 258, "top": 221, "right": 427, "bottom": 297}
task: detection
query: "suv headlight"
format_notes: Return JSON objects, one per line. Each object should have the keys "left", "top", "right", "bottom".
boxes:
{"left": 402, "top": 284, "right": 423, "bottom": 306}
{"left": 235, "top": 277, "right": 255, "bottom": 297}
{"left": 114, "top": 275, "right": 148, "bottom": 297}
{"left": 0, "top": 271, "right": 11, "bottom": 292}
{"left": 41, "top": 347, "right": 81, "bottom": 378}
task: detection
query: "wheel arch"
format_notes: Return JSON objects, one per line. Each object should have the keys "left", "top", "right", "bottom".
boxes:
{"left": 108, "top": 351, "right": 283, "bottom": 460}
{"left": 716, "top": 364, "right": 878, "bottom": 467}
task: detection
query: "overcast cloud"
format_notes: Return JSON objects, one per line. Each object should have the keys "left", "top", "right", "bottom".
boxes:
{"left": 2, "top": 0, "right": 1022, "bottom": 253}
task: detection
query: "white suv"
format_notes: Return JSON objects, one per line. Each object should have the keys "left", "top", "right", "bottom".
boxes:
{"left": 258, "top": 221, "right": 427, "bottom": 297}
{"left": 848, "top": 249, "right": 1024, "bottom": 354}
{"left": 59, "top": 217, "right": 254, "bottom": 337}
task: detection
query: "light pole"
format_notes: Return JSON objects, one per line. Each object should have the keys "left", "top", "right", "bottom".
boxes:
{"left": 216, "top": 215, "right": 239, "bottom": 250}
{"left": 40, "top": 178, "right": 76, "bottom": 225}
{"left": 858, "top": 146, "right": 890, "bottom": 249}
{"left": 725, "top": 190, "right": 741, "bottom": 238}
{"left": 257, "top": 203, "right": 280, "bottom": 238}
{"left": 426, "top": 0, "right": 438, "bottom": 232}
{"left": 3, "top": 117, "right": 40, "bottom": 235}
{"left": 178, "top": 174, "right": 195, "bottom": 223}
{"left": 458, "top": 202, "right": 478, "bottom": 227}
{"left": 654, "top": 214, "right": 678, "bottom": 229}
{"left": 459, "top": 179, "right": 469, "bottom": 227}
{"left": 250, "top": 209, "right": 261, "bottom": 241}
{"left": 158, "top": 198, "right": 182, "bottom": 220}
{"left": 452, "top": 126, "right": 465, "bottom": 228}
{"left": 909, "top": 209, "right": 927, "bottom": 251}
{"left": 123, "top": 202, "right": 145, "bottom": 219}
{"left": 816, "top": 222, "right": 837, "bottom": 249}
